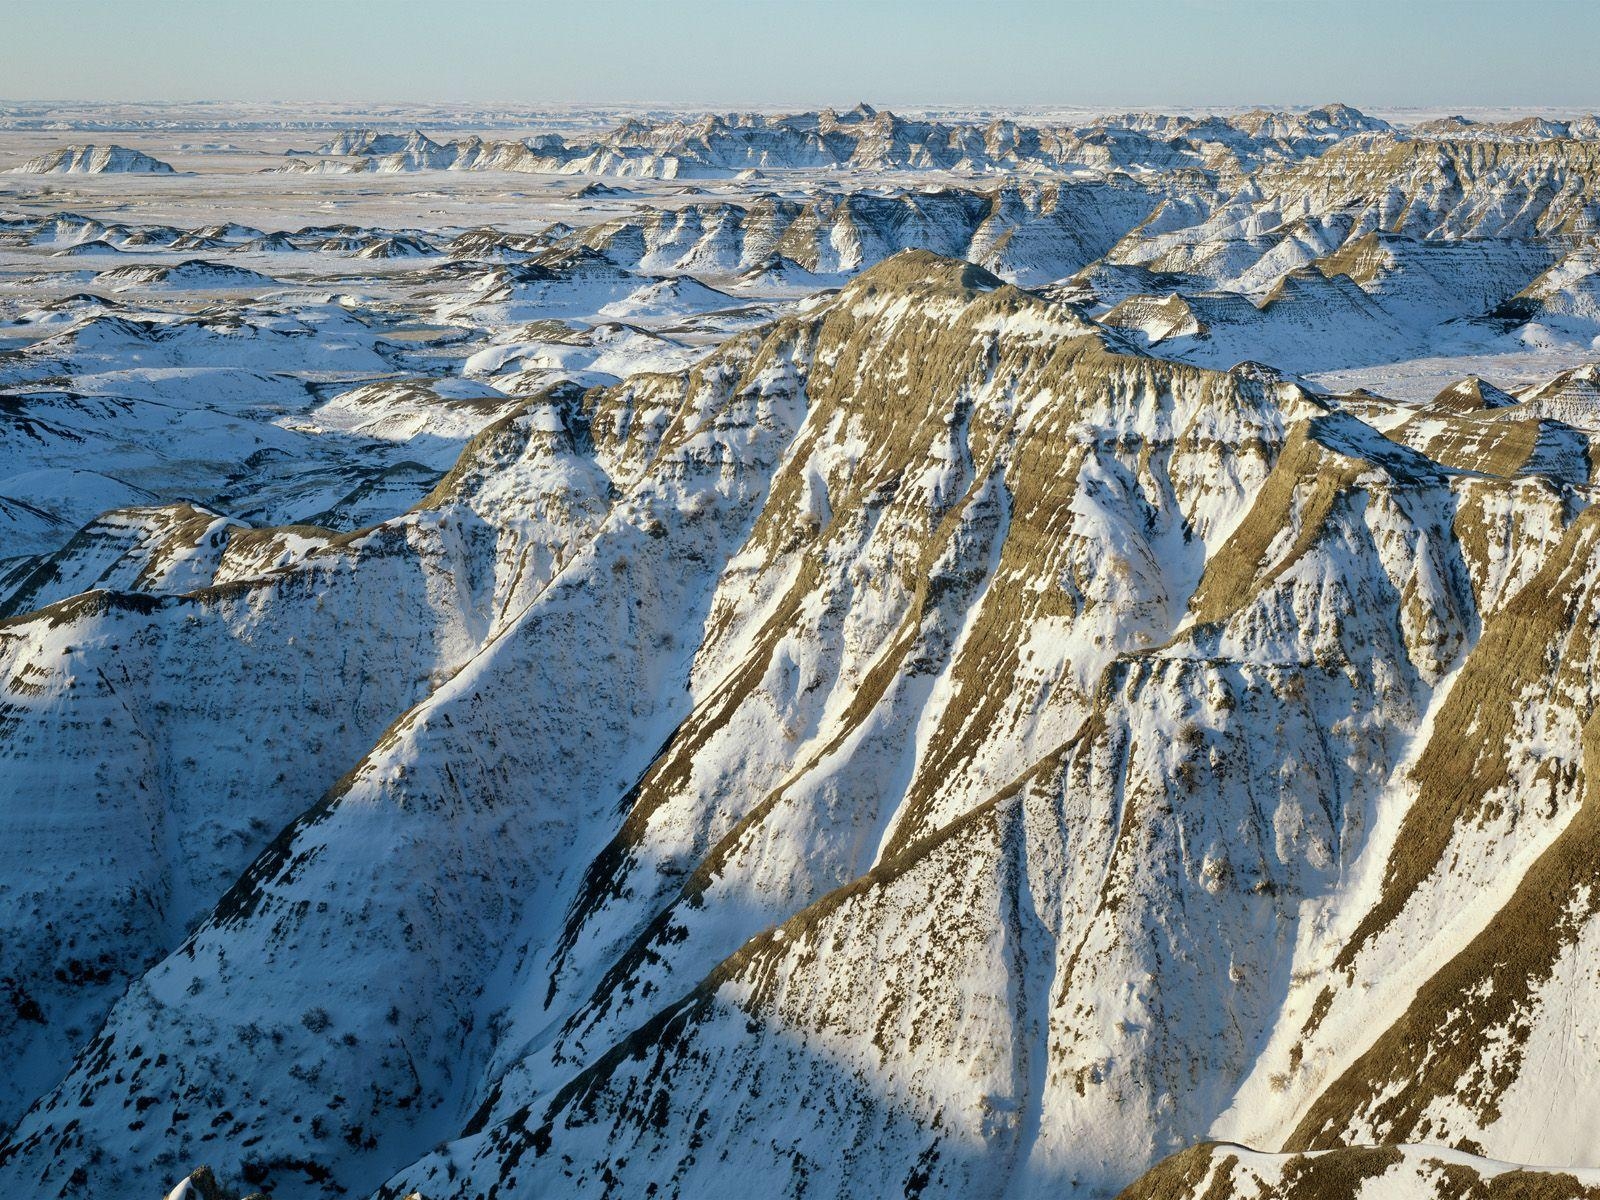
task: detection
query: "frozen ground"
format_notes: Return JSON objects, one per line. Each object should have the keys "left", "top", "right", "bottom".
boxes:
{"left": 4, "top": 100, "right": 1600, "bottom": 1200}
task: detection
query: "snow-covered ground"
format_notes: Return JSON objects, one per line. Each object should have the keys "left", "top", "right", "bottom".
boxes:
{"left": 4, "top": 102, "right": 1600, "bottom": 1200}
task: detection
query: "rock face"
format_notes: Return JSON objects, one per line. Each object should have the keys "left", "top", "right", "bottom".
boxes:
{"left": 1, "top": 239, "right": 1598, "bottom": 1200}
{"left": 11, "top": 98, "right": 1600, "bottom": 1200}
{"left": 577, "top": 180, "right": 1163, "bottom": 286}
{"left": 285, "top": 103, "right": 1390, "bottom": 178}
{"left": 10, "top": 144, "right": 176, "bottom": 174}
{"left": 1118, "top": 1143, "right": 1600, "bottom": 1200}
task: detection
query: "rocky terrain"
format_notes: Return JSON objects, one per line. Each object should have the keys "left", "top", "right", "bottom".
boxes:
{"left": 9, "top": 144, "right": 176, "bottom": 174}
{"left": 2, "top": 101, "right": 1600, "bottom": 1200}
{"left": 268, "top": 102, "right": 1389, "bottom": 180}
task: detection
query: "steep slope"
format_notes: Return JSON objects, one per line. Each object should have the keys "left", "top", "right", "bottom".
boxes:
{"left": 284, "top": 104, "right": 1387, "bottom": 180}
{"left": 9, "top": 145, "right": 176, "bottom": 174}
{"left": 0, "top": 301, "right": 811, "bottom": 1194}
{"left": 369, "top": 259, "right": 1590, "bottom": 1200}
{"left": 1118, "top": 1142, "right": 1600, "bottom": 1200}
{"left": 0, "top": 249, "right": 1543, "bottom": 1199}
{"left": 1269, "top": 503, "right": 1600, "bottom": 1161}
{"left": 566, "top": 181, "right": 1161, "bottom": 285}
{"left": 1103, "top": 136, "right": 1600, "bottom": 354}
{"left": 0, "top": 386, "right": 616, "bottom": 1128}
{"left": 384, "top": 379, "right": 1533, "bottom": 1200}
{"left": 1257, "top": 137, "right": 1600, "bottom": 241}
{"left": 1, "top": 225, "right": 1597, "bottom": 1200}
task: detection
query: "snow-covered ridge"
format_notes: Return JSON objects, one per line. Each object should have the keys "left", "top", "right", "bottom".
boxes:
{"left": 8, "top": 144, "right": 176, "bottom": 174}
{"left": 0, "top": 244, "right": 1596, "bottom": 1200}
{"left": 6, "top": 99, "right": 1600, "bottom": 1200}
{"left": 1121, "top": 1142, "right": 1600, "bottom": 1200}
{"left": 279, "top": 102, "right": 1391, "bottom": 179}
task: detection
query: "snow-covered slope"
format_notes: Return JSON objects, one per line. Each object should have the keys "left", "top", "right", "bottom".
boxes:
{"left": 0, "top": 243, "right": 1592, "bottom": 1200}
{"left": 284, "top": 103, "right": 1390, "bottom": 179}
{"left": 1121, "top": 1143, "right": 1600, "bottom": 1200}
{"left": 8, "top": 103, "right": 1600, "bottom": 1200}
{"left": 563, "top": 180, "right": 1162, "bottom": 285}
{"left": 9, "top": 144, "right": 176, "bottom": 174}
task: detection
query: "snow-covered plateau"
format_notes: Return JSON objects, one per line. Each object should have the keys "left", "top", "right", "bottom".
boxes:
{"left": 2, "top": 102, "right": 1600, "bottom": 1200}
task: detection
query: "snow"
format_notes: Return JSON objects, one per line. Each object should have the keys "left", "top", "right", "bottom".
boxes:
{"left": 2, "top": 103, "right": 1600, "bottom": 1200}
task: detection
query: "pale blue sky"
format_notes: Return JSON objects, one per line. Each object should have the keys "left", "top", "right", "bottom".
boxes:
{"left": 6, "top": 0, "right": 1599, "bottom": 110}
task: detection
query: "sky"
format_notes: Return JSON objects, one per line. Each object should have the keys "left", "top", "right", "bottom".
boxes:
{"left": 6, "top": 0, "right": 1600, "bottom": 111}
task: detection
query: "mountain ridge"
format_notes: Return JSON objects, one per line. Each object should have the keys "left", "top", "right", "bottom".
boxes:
{"left": 6, "top": 92, "right": 1600, "bottom": 1200}
{"left": 3, "top": 248, "right": 1593, "bottom": 1198}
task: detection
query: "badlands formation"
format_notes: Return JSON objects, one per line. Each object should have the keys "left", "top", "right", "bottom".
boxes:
{"left": 0, "top": 101, "right": 1599, "bottom": 1200}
